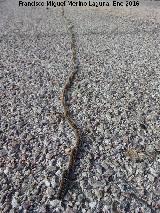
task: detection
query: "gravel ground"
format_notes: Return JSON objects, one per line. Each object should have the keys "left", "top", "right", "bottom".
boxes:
{"left": 0, "top": 0, "right": 160, "bottom": 212}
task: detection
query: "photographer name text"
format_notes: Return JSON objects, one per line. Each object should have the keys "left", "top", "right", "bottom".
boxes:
{"left": 18, "top": 1, "right": 140, "bottom": 8}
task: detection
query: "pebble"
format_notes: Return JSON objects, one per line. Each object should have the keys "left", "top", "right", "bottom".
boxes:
{"left": 44, "top": 178, "right": 50, "bottom": 187}
{"left": 50, "top": 199, "right": 61, "bottom": 208}
{"left": 11, "top": 197, "right": 18, "bottom": 209}
{"left": 89, "top": 201, "right": 97, "bottom": 209}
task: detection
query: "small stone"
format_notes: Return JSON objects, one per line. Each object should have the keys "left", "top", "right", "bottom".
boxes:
{"left": 4, "top": 167, "right": 9, "bottom": 174}
{"left": 12, "top": 197, "right": 18, "bottom": 208}
{"left": 51, "top": 177, "right": 56, "bottom": 188}
{"left": 82, "top": 172, "right": 87, "bottom": 177}
{"left": 103, "top": 205, "right": 108, "bottom": 211}
{"left": 0, "top": 148, "right": 7, "bottom": 157}
{"left": 148, "top": 174, "right": 155, "bottom": 182}
{"left": 65, "top": 206, "right": 74, "bottom": 213}
{"left": 89, "top": 201, "right": 97, "bottom": 209}
{"left": 44, "top": 178, "right": 50, "bottom": 187}
{"left": 50, "top": 199, "right": 60, "bottom": 207}
{"left": 46, "top": 187, "right": 54, "bottom": 198}
{"left": 96, "top": 165, "right": 102, "bottom": 174}
{"left": 55, "top": 170, "right": 61, "bottom": 176}
{"left": 78, "top": 194, "right": 84, "bottom": 201}
{"left": 65, "top": 148, "right": 71, "bottom": 155}
{"left": 95, "top": 189, "right": 103, "bottom": 200}
{"left": 150, "top": 168, "right": 157, "bottom": 176}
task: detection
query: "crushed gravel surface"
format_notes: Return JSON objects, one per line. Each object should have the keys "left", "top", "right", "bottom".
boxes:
{"left": 0, "top": 0, "right": 160, "bottom": 212}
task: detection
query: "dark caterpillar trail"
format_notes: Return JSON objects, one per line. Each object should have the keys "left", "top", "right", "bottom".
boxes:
{"left": 57, "top": 6, "right": 81, "bottom": 200}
